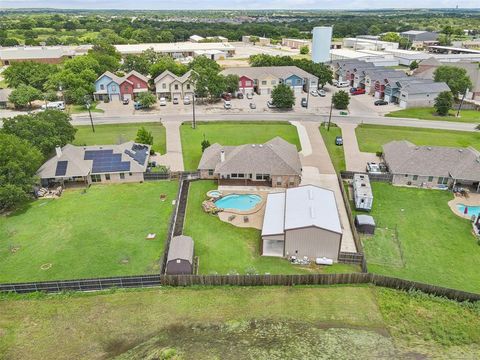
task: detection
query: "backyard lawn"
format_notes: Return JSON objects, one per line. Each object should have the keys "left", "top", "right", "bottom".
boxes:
{"left": 362, "top": 183, "right": 480, "bottom": 293}
{"left": 180, "top": 121, "right": 302, "bottom": 170}
{"left": 183, "top": 180, "right": 357, "bottom": 275}
{"left": 319, "top": 124, "right": 345, "bottom": 172}
{"left": 356, "top": 124, "right": 480, "bottom": 153}
{"left": 1, "top": 286, "right": 479, "bottom": 359}
{"left": 386, "top": 107, "right": 480, "bottom": 124}
{"left": 74, "top": 122, "right": 167, "bottom": 154}
{"left": 0, "top": 182, "right": 178, "bottom": 282}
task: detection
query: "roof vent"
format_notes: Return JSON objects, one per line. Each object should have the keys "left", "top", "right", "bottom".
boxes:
{"left": 427, "top": 147, "right": 432, "bottom": 150}
{"left": 309, "top": 206, "right": 315, "bottom": 219}
{"left": 252, "top": 144, "right": 256, "bottom": 147}
{"left": 458, "top": 149, "right": 463, "bottom": 152}
{"left": 259, "top": 144, "right": 263, "bottom": 147}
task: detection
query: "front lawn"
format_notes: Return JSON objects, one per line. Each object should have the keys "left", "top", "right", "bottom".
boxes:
{"left": 180, "top": 121, "right": 302, "bottom": 170}
{"left": 67, "top": 101, "right": 104, "bottom": 114}
{"left": 363, "top": 183, "right": 480, "bottom": 293}
{"left": 0, "top": 182, "right": 178, "bottom": 282}
{"left": 74, "top": 122, "right": 167, "bottom": 154}
{"left": 386, "top": 107, "right": 480, "bottom": 124}
{"left": 319, "top": 124, "right": 346, "bottom": 172}
{"left": 183, "top": 180, "right": 357, "bottom": 274}
{"left": 356, "top": 124, "right": 480, "bottom": 153}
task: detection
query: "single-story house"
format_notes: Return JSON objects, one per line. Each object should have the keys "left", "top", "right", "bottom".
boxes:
{"left": 261, "top": 185, "right": 343, "bottom": 261}
{"left": 383, "top": 140, "right": 480, "bottom": 192}
{"left": 37, "top": 141, "right": 151, "bottom": 187}
{"left": 166, "top": 235, "right": 194, "bottom": 275}
{"left": 0, "top": 88, "right": 12, "bottom": 108}
{"left": 220, "top": 66, "right": 318, "bottom": 95}
{"left": 154, "top": 70, "right": 194, "bottom": 100}
{"left": 398, "top": 81, "right": 450, "bottom": 108}
{"left": 94, "top": 70, "right": 150, "bottom": 102}
{"left": 198, "top": 137, "right": 302, "bottom": 188}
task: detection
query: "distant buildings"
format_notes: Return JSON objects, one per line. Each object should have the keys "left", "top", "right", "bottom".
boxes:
{"left": 93, "top": 70, "right": 150, "bottom": 102}
{"left": 241, "top": 36, "right": 271, "bottom": 46}
{"left": 0, "top": 45, "right": 91, "bottom": 65}
{"left": 282, "top": 38, "right": 310, "bottom": 50}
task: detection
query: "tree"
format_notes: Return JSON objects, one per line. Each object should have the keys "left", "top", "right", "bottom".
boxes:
{"left": 8, "top": 85, "right": 41, "bottom": 108}
{"left": 433, "top": 66, "right": 472, "bottom": 98}
{"left": 399, "top": 37, "right": 411, "bottom": 50}
{"left": 368, "top": 25, "right": 381, "bottom": 36}
{"left": 380, "top": 32, "right": 401, "bottom": 43}
{"left": 3, "top": 61, "right": 58, "bottom": 91}
{"left": 121, "top": 54, "right": 151, "bottom": 75}
{"left": 409, "top": 60, "right": 419, "bottom": 71}
{"left": 437, "top": 34, "right": 452, "bottom": 46}
{"left": 2, "top": 110, "right": 77, "bottom": 157}
{"left": 189, "top": 56, "right": 225, "bottom": 101}
{"left": 299, "top": 45, "right": 309, "bottom": 55}
{"left": 135, "top": 127, "right": 154, "bottom": 145}
{"left": 434, "top": 91, "right": 454, "bottom": 116}
{"left": 136, "top": 92, "right": 157, "bottom": 108}
{"left": 271, "top": 84, "right": 295, "bottom": 109}
{"left": 149, "top": 56, "right": 189, "bottom": 79}
{"left": 87, "top": 42, "right": 122, "bottom": 74}
{"left": 224, "top": 74, "right": 240, "bottom": 94}
{"left": 0, "top": 133, "right": 43, "bottom": 211}
{"left": 332, "top": 90, "right": 350, "bottom": 110}
{"left": 201, "top": 135, "right": 211, "bottom": 153}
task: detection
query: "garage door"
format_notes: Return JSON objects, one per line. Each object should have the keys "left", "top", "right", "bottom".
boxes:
{"left": 399, "top": 100, "right": 407, "bottom": 109}
{"left": 123, "top": 94, "right": 132, "bottom": 101}
{"left": 384, "top": 95, "right": 391, "bottom": 103}
{"left": 110, "top": 94, "right": 120, "bottom": 102}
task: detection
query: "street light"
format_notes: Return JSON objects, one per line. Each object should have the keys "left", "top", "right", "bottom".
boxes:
{"left": 84, "top": 95, "right": 95, "bottom": 133}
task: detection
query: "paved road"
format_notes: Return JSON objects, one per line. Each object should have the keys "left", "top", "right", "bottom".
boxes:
{"left": 69, "top": 112, "right": 478, "bottom": 132}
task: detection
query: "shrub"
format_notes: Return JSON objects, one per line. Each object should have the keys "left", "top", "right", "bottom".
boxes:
{"left": 332, "top": 90, "right": 350, "bottom": 110}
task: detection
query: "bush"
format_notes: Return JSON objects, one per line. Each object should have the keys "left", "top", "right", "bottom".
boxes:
{"left": 271, "top": 83, "right": 295, "bottom": 109}
{"left": 136, "top": 92, "right": 157, "bottom": 108}
{"left": 135, "top": 126, "right": 154, "bottom": 145}
{"left": 299, "top": 45, "right": 309, "bottom": 55}
{"left": 332, "top": 90, "right": 350, "bottom": 110}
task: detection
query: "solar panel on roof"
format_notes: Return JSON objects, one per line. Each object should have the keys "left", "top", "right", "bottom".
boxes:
{"left": 55, "top": 160, "right": 68, "bottom": 176}
{"left": 85, "top": 149, "right": 131, "bottom": 174}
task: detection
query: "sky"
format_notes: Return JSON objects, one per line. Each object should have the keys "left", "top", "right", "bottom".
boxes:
{"left": 0, "top": 0, "right": 478, "bottom": 10}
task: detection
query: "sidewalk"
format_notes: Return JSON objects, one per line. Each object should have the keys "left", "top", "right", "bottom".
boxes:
{"left": 338, "top": 123, "right": 380, "bottom": 172}
{"left": 294, "top": 121, "right": 356, "bottom": 253}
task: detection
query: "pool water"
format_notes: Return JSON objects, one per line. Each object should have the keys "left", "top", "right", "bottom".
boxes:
{"left": 456, "top": 204, "right": 480, "bottom": 217}
{"left": 214, "top": 194, "right": 262, "bottom": 211}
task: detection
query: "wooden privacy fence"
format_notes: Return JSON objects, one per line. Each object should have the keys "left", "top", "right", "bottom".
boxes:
{"left": 1, "top": 273, "right": 479, "bottom": 302}
{"left": 340, "top": 171, "right": 393, "bottom": 183}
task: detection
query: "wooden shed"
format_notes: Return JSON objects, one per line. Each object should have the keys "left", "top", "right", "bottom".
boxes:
{"left": 355, "top": 215, "right": 376, "bottom": 235}
{"left": 166, "top": 235, "right": 194, "bottom": 275}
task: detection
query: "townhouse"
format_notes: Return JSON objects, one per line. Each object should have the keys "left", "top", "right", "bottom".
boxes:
{"left": 154, "top": 70, "right": 194, "bottom": 100}
{"left": 94, "top": 70, "right": 150, "bottom": 102}
{"left": 220, "top": 66, "right": 318, "bottom": 95}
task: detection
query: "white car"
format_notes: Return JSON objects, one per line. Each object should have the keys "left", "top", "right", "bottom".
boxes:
{"left": 336, "top": 81, "right": 350, "bottom": 88}
{"left": 224, "top": 100, "right": 232, "bottom": 109}
{"left": 318, "top": 89, "right": 326, "bottom": 97}
{"left": 183, "top": 96, "right": 191, "bottom": 105}
{"left": 159, "top": 97, "right": 167, "bottom": 106}
{"left": 310, "top": 90, "right": 319, "bottom": 97}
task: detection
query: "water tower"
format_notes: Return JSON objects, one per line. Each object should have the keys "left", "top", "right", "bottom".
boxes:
{"left": 312, "top": 26, "right": 332, "bottom": 63}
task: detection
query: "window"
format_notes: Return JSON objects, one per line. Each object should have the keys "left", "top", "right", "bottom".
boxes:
{"left": 136, "top": 83, "right": 140, "bottom": 88}
{"left": 413, "top": 175, "right": 418, "bottom": 181}
{"left": 105, "top": 174, "right": 111, "bottom": 181}
{"left": 428, "top": 176, "right": 434, "bottom": 182}
{"left": 271, "top": 80, "right": 276, "bottom": 85}
{"left": 276, "top": 176, "right": 282, "bottom": 186}
{"left": 124, "top": 86, "right": 129, "bottom": 91}
{"left": 100, "top": 84, "right": 105, "bottom": 90}
{"left": 186, "top": 84, "right": 191, "bottom": 90}
{"left": 246, "top": 81, "right": 252, "bottom": 87}
{"left": 129, "top": 172, "right": 132, "bottom": 176}
{"left": 262, "top": 80, "right": 267, "bottom": 85}
{"left": 289, "top": 177, "right": 295, "bottom": 186}
{"left": 112, "top": 85, "right": 116, "bottom": 91}
{"left": 162, "top": 83, "right": 167, "bottom": 89}
{"left": 296, "top": 79, "right": 302, "bottom": 85}
{"left": 437, "top": 177, "right": 448, "bottom": 185}
{"left": 208, "top": 169, "right": 214, "bottom": 176}
{"left": 238, "top": 173, "right": 245, "bottom": 178}
{"left": 404, "top": 174, "right": 409, "bottom": 178}
{"left": 120, "top": 173, "right": 125, "bottom": 180}
{"left": 231, "top": 173, "right": 238, "bottom": 178}
{"left": 91, "top": 174, "right": 101, "bottom": 183}
{"left": 174, "top": 84, "right": 179, "bottom": 90}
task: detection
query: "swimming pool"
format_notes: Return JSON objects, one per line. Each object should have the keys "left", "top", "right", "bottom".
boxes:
{"left": 214, "top": 194, "right": 262, "bottom": 211}
{"left": 456, "top": 204, "right": 480, "bottom": 217}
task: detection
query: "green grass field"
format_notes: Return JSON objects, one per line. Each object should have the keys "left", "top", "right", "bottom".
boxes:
{"left": 319, "top": 124, "right": 345, "bottom": 172}
{"left": 74, "top": 122, "right": 167, "bottom": 154}
{"left": 180, "top": 121, "right": 302, "bottom": 170}
{"left": 1, "top": 286, "right": 479, "bottom": 359}
{"left": 184, "top": 181, "right": 357, "bottom": 275}
{"left": 356, "top": 124, "right": 480, "bottom": 153}
{"left": 364, "top": 183, "right": 480, "bottom": 293}
{"left": 386, "top": 107, "right": 480, "bottom": 123}
{"left": 0, "top": 182, "right": 178, "bottom": 282}
{"left": 67, "top": 101, "right": 104, "bottom": 114}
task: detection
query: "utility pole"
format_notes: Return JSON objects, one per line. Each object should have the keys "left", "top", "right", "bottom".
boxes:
{"left": 327, "top": 94, "right": 334, "bottom": 131}
{"left": 192, "top": 93, "right": 196, "bottom": 129}
{"left": 306, "top": 80, "right": 310, "bottom": 109}
{"left": 84, "top": 95, "right": 95, "bottom": 133}
{"left": 456, "top": 88, "right": 469, "bottom": 118}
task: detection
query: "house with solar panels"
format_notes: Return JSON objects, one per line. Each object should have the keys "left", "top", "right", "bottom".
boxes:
{"left": 37, "top": 142, "right": 151, "bottom": 187}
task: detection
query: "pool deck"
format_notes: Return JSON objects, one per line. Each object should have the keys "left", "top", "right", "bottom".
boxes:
{"left": 448, "top": 192, "right": 480, "bottom": 219}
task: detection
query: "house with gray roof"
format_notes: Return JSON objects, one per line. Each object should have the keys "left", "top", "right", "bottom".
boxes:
{"left": 383, "top": 141, "right": 480, "bottom": 191}
{"left": 166, "top": 235, "right": 194, "bottom": 275}
{"left": 398, "top": 80, "right": 450, "bottom": 108}
{"left": 37, "top": 141, "right": 151, "bottom": 187}
{"left": 261, "top": 185, "right": 343, "bottom": 260}
{"left": 198, "top": 137, "right": 301, "bottom": 188}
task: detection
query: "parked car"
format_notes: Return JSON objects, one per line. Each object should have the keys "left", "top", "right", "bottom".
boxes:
{"left": 310, "top": 90, "right": 319, "bottom": 97}
{"left": 122, "top": 98, "right": 129, "bottom": 105}
{"left": 351, "top": 88, "right": 366, "bottom": 95}
{"left": 249, "top": 102, "right": 256, "bottom": 109}
{"left": 221, "top": 92, "right": 232, "bottom": 101}
{"left": 336, "top": 81, "right": 350, "bottom": 88}
{"left": 301, "top": 98, "right": 308, "bottom": 107}
{"left": 172, "top": 97, "right": 179, "bottom": 105}
{"left": 237, "top": 92, "right": 244, "bottom": 99}
{"left": 183, "top": 96, "right": 191, "bottom": 105}
{"left": 224, "top": 100, "right": 232, "bottom": 109}
{"left": 366, "top": 162, "right": 382, "bottom": 174}
{"left": 267, "top": 100, "right": 276, "bottom": 108}
{"left": 246, "top": 93, "right": 253, "bottom": 99}
{"left": 134, "top": 102, "right": 144, "bottom": 110}
{"left": 374, "top": 99, "right": 389, "bottom": 106}
{"left": 159, "top": 97, "right": 167, "bottom": 106}
{"left": 318, "top": 89, "right": 326, "bottom": 97}
{"left": 335, "top": 136, "right": 343, "bottom": 146}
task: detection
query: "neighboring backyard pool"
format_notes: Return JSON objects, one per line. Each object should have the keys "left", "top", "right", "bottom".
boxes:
{"left": 456, "top": 204, "right": 480, "bottom": 217}
{"left": 214, "top": 194, "right": 262, "bottom": 211}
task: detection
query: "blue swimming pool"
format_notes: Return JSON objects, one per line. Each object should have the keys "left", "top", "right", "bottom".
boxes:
{"left": 456, "top": 204, "right": 480, "bottom": 217}
{"left": 214, "top": 194, "right": 262, "bottom": 211}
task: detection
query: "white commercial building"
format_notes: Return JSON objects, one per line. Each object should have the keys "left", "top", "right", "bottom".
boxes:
{"left": 343, "top": 38, "right": 399, "bottom": 51}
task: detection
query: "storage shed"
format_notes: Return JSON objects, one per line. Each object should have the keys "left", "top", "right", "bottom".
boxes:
{"left": 166, "top": 235, "right": 194, "bottom": 275}
{"left": 353, "top": 174, "right": 373, "bottom": 211}
{"left": 355, "top": 215, "right": 376, "bottom": 235}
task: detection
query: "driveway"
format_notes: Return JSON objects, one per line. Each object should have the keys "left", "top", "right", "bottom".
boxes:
{"left": 293, "top": 121, "right": 357, "bottom": 254}
{"left": 151, "top": 121, "right": 184, "bottom": 172}
{"left": 337, "top": 123, "right": 380, "bottom": 172}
